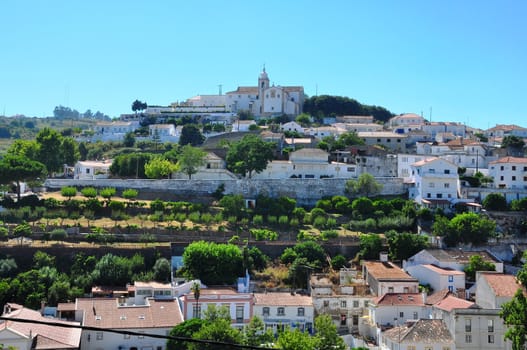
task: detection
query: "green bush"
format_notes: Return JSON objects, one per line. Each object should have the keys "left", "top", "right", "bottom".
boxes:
{"left": 50, "top": 228, "right": 67, "bottom": 240}
{"left": 326, "top": 217, "right": 338, "bottom": 229}
{"left": 61, "top": 186, "right": 77, "bottom": 198}
{"left": 188, "top": 211, "right": 201, "bottom": 223}
{"left": 81, "top": 187, "right": 98, "bottom": 198}
{"left": 278, "top": 215, "right": 289, "bottom": 227}
{"left": 313, "top": 216, "right": 327, "bottom": 229}
{"left": 321, "top": 230, "right": 339, "bottom": 240}
{"left": 348, "top": 218, "right": 377, "bottom": 232}
{"left": 267, "top": 215, "right": 277, "bottom": 225}
{"left": 250, "top": 228, "right": 279, "bottom": 241}
{"left": 252, "top": 215, "right": 264, "bottom": 225}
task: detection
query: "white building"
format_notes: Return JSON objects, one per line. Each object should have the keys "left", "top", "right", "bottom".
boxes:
{"left": 148, "top": 124, "right": 177, "bottom": 137}
{"left": 387, "top": 113, "right": 426, "bottom": 129}
{"left": 253, "top": 292, "right": 314, "bottom": 334}
{"left": 252, "top": 148, "right": 354, "bottom": 179}
{"left": 403, "top": 249, "right": 504, "bottom": 275}
{"left": 305, "top": 126, "right": 346, "bottom": 139}
{"left": 226, "top": 68, "right": 305, "bottom": 117}
{"left": 280, "top": 121, "right": 304, "bottom": 133}
{"left": 358, "top": 132, "right": 408, "bottom": 152}
{"left": 180, "top": 288, "right": 254, "bottom": 328}
{"left": 74, "top": 159, "right": 112, "bottom": 180}
{"left": 231, "top": 119, "right": 257, "bottom": 132}
{"left": 405, "top": 264, "right": 465, "bottom": 294}
{"left": 92, "top": 121, "right": 140, "bottom": 141}
{"left": 485, "top": 124, "right": 527, "bottom": 140}
{"left": 397, "top": 154, "right": 431, "bottom": 182}
{"left": 488, "top": 157, "right": 527, "bottom": 190}
{"left": 421, "top": 122, "right": 466, "bottom": 138}
{"left": 408, "top": 157, "right": 459, "bottom": 207}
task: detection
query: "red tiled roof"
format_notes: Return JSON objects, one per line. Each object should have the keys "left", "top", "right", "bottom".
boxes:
{"left": 373, "top": 293, "right": 424, "bottom": 306}
{"left": 76, "top": 298, "right": 183, "bottom": 329}
{"left": 489, "top": 156, "right": 527, "bottom": 165}
{"left": 383, "top": 319, "right": 453, "bottom": 344}
{"left": 433, "top": 295, "right": 476, "bottom": 311}
{"left": 363, "top": 261, "right": 417, "bottom": 281}
{"left": 254, "top": 292, "right": 313, "bottom": 307}
{"left": 422, "top": 264, "right": 465, "bottom": 276}
{"left": 481, "top": 273, "right": 524, "bottom": 297}
{"left": 2, "top": 307, "right": 81, "bottom": 349}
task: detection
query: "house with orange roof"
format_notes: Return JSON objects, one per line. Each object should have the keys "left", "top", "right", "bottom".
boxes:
{"left": 0, "top": 303, "right": 81, "bottom": 350}
{"left": 253, "top": 292, "right": 314, "bottom": 334}
{"left": 362, "top": 256, "right": 419, "bottom": 297}
{"left": 73, "top": 297, "right": 183, "bottom": 350}
{"left": 475, "top": 271, "right": 524, "bottom": 309}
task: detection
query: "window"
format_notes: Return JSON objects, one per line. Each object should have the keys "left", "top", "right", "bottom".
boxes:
{"left": 277, "top": 307, "right": 285, "bottom": 316}
{"left": 399, "top": 312, "right": 404, "bottom": 318}
{"left": 157, "top": 347, "right": 163, "bottom": 350}
{"left": 236, "top": 305, "right": 244, "bottom": 323}
{"left": 513, "top": 176, "right": 517, "bottom": 181}
{"left": 488, "top": 334, "right": 495, "bottom": 343}
{"left": 404, "top": 287, "right": 409, "bottom": 293}
{"left": 448, "top": 275, "right": 454, "bottom": 282}
{"left": 353, "top": 300, "right": 359, "bottom": 308}
{"left": 323, "top": 300, "right": 329, "bottom": 307}
{"left": 501, "top": 166, "right": 504, "bottom": 171}
{"left": 413, "top": 312, "right": 418, "bottom": 319}
{"left": 340, "top": 314, "right": 346, "bottom": 326}
{"left": 340, "top": 301, "right": 347, "bottom": 308}
{"left": 512, "top": 166, "right": 517, "bottom": 171}
{"left": 444, "top": 183, "right": 450, "bottom": 188}
{"left": 86, "top": 168, "right": 90, "bottom": 174}
{"left": 465, "top": 318, "right": 472, "bottom": 332}
{"left": 388, "top": 287, "right": 394, "bottom": 293}
{"left": 429, "top": 168, "right": 435, "bottom": 173}
{"left": 353, "top": 315, "right": 359, "bottom": 325}
{"left": 465, "top": 334, "right": 472, "bottom": 343}
{"left": 364, "top": 301, "right": 369, "bottom": 307}
{"left": 96, "top": 332, "right": 103, "bottom": 340}
{"left": 297, "top": 307, "right": 305, "bottom": 316}
{"left": 437, "top": 193, "right": 443, "bottom": 198}
{"left": 263, "top": 307, "right": 270, "bottom": 316}
{"left": 488, "top": 319, "right": 494, "bottom": 332}
{"left": 444, "top": 169, "right": 450, "bottom": 174}
{"left": 524, "top": 166, "right": 527, "bottom": 171}
{"left": 429, "top": 182, "right": 435, "bottom": 188}
{"left": 427, "top": 193, "right": 431, "bottom": 198}
{"left": 500, "top": 176, "right": 504, "bottom": 181}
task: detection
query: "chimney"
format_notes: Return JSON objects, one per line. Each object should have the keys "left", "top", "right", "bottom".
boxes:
{"left": 379, "top": 252, "right": 389, "bottom": 262}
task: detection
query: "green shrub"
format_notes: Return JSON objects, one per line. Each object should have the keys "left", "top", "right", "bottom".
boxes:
{"left": 250, "top": 229, "right": 279, "bottom": 241}
{"left": 81, "top": 187, "right": 98, "bottom": 198}
{"left": 348, "top": 218, "right": 377, "bottom": 232}
{"left": 61, "top": 186, "right": 77, "bottom": 198}
{"left": 267, "top": 215, "right": 277, "bottom": 225}
{"left": 252, "top": 215, "right": 264, "bottom": 225}
{"left": 278, "top": 215, "right": 289, "bottom": 227}
{"left": 188, "top": 211, "right": 201, "bottom": 223}
{"left": 313, "top": 216, "right": 327, "bottom": 229}
{"left": 50, "top": 228, "right": 67, "bottom": 240}
{"left": 321, "top": 230, "right": 339, "bottom": 240}
{"left": 326, "top": 217, "right": 338, "bottom": 229}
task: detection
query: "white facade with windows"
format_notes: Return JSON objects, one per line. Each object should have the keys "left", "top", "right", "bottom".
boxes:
{"left": 488, "top": 157, "right": 527, "bottom": 190}
{"left": 405, "top": 264, "right": 465, "bottom": 294}
{"left": 253, "top": 292, "right": 314, "bottom": 334}
{"left": 408, "top": 157, "right": 459, "bottom": 205}
{"left": 74, "top": 160, "right": 112, "bottom": 180}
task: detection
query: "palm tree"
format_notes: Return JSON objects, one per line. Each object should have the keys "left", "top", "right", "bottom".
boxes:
{"left": 191, "top": 282, "right": 201, "bottom": 319}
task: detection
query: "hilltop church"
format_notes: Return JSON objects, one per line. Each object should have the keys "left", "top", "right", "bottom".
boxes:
{"left": 185, "top": 68, "right": 305, "bottom": 118}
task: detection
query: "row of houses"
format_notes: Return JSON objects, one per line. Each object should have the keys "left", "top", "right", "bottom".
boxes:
{"left": 0, "top": 248, "right": 519, "bottom": 350}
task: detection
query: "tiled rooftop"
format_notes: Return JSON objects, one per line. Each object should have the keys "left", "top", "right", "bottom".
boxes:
{"left": 363, "top": 261, "right": 416, "bottom": 281}
{"left": 383, "top": 319, "right": 454, "bottom": 344}
{"left": 254, "top": 292, "right": 313, "bottom": 307}
{"left": 480, "top": 272, "right": 524, "bottom": 297}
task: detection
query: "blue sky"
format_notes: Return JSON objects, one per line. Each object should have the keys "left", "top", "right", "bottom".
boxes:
{"left": 1, "top": 0, "right": 526, "bottom": 129}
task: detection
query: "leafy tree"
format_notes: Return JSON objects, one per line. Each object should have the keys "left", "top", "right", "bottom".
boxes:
{"left": 33, "top": 251, "right": 55, "bottom": 269}
{"left": 385, "top": 231, "right": 428, "bottom": 262}
{"left": 182, "top": 241, "right": 244, "bottom": 285}
{"left": 511, "top": 198, "right": 527, "bottom": 211}
{"left": 345, "top": 173, "right": 383, "bottom": 198}
{"left": 7, "top": 139, "right": 40, "bottom": 160}
{"left": 177, "top": 145, "right": 207, "bottom": 179}
{"left": 61, "top": 186, "right": 77, "bottom": 200}
{"left": 123, "top": 131, "right": 136, "bottom": 147}
{"left": 132, "top": 99, "right": 147, "bottom": 113}
{"left": 243, "top": 316, "right": 274, "bottom": 347}
{"left": 153, "top": 257, "right": 171, "bottom": 282}
{"left": 295, "top": 113, "right": 312, "bottom": 127}
{"left": 226, "top": 134, "right": 275, "bottom": 178}
{"left": 0, "top": 155, "right": 47, "bottom": 200}
{"left": 288, "top": 257, "right": 314, "bottom": 289}
{"left": 0, "top": 258, "right": 18, "bottom": 278}
{"left": 483, "top": 193, "right": 508, "bottom": 211}
{"left": 167, "top": 318, "right": 206, "bottom": 350}
{"left": 189, "top": 318, "right": 243, "bottom": 350}
{"left": 276, "top": 328, "right": 315, "bottom": 350}
{"left": 61, "top": 137, "right": 80, "bottom": 166}
{"left": 351, "top": 197, "right": 374, "bottom": 218}
{"left": 464, "top": 255, "right": 495, "bottom": 281}
{"left": 145, "top": 157, "right": 177, "bottom": 179}
{"left": 314, "top": 314, "right": 346, "bottom": 350}
{"left": 218, "top": 194, "right": 245, "bottom": 219}
{"left": 179, "top": 124, "right": 205, "bottom": 146}
{"left": 500, "top": 288, "right": 527, "bottom": 350}
{"left": 110, "top": 152, "right": 154, "bottom": 178}
{"left": 91, "top": 253, "right": 138, "bottom": 286}
{"left": 502, "top": 135, "right": 525, "bottom": 156}
{"left": 291, "top": 241, "right": 327, "bottom": 268}
{"left": 433, "top": 212, "right": 496, "bottom": 247}
{"left": 359, "top": 233, "right": 383, "bottom": 260}
{"left": 36, "top": 127, "right": 64, "bottom": 173}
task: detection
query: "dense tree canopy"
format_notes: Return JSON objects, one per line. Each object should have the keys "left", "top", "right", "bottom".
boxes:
{"left": 144, "top": 157, "right": 177, "bottom": 179}
{"left": 182, "top": 241, "right": 244, "bottom": 285}
{"left": 483, "top": 193, "right": 508, "bottom": 211}
{"left": 226, "top": 134, "right": 275, "bottom": 178}
{"left": 432, "top": 213, "right": 496, "bottom": 247}
{"left": 110, "top": 152, "right": 154, "bottom": 178}
{"left": 346, "top": 173, "right": 383, "bottom": 198}
{"left": 179, "top": 124, "right": 205, "bottom": 146}
{"left": 501, "top": 288, "right": 527, "bottom": 350}
{"left": 303, "top": 95, "right": 394, "bottom": 122}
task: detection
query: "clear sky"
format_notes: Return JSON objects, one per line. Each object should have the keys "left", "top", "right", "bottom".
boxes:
{"left": 1, "top": 0, "right": 526, "bottom": 130}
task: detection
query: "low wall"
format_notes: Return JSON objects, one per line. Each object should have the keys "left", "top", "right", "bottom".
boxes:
{"left": 45, "top": 178, "right": 405, "bottom": 206}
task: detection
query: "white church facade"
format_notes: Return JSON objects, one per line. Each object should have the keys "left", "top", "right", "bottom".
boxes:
{"left": 184, "top": 68, "right": 305, "bottom": 118}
